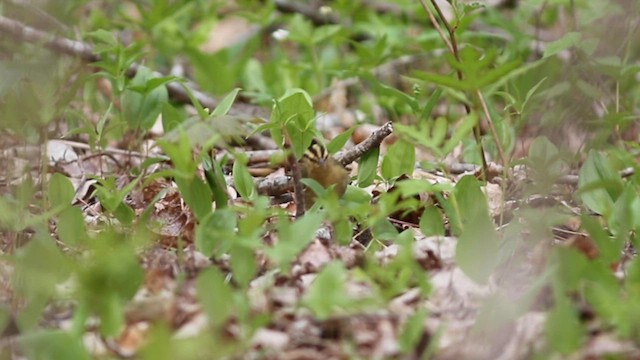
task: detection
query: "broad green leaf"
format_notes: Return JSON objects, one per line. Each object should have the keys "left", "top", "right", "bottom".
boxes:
{"left": 454, "top": 176, "right": 499, "bottom": 284}
{"left": 47, "top": 173, "right": 74, "bottom": 208}
{"left": 431, "top": 117, "right": 448, "bottom": 147}
{"left": 271, "top": 90, "right": 316, "bottom": 158}
{"left": 455, "top": 176, "right": 490, "bottom": 226}
{"left": 357, "top": 146, "right": 379, "bottom": 188}
{"left": 381, "top": 139, "right": 415, "bottom": 180}
{"left": 229, "top": 240, "right": 258, "bottom": 288}
{"left": 443, "top": 113, "right": 477, "bottom": 155}
{"left": 326, "top": 127, "right": 355, "bottom": 154}
{"left": 20, "top": 330, "right": 90, "bottom": 360}
{"left": 311, "top": 25, "right": 342, "bottom": 44}
{"left": 545, "top": 294, "right": 585, "bottom": 354}
{"left": 122, "top": 66, "right": 169, "bottom": 131}
{"left": 175, "top": 176, "right": 212, "bottom": 221}
{"left": 57, "top": 207, "right": 87, "bottom": 246}
{"left": 420, "top": 207, "right": 445, "bottom": 237}
{"left": 196, "top": 209, "right": 237, "bottom": 256}
{"left": 303, "top": 261, "right": 348, "bottom": 319}
{"left": 456, "top": 216, "right": 499, "bottom": 284}
{"left": 14, "top": 231, "right": 72, "bottom": 330}
{"left": 398, "top": 308, "right": 428, "bottom": 352}
{"left": 267, "top": 212, "right": 324, "bottom": 270}
{"left": 161, "top": 103, "right": 186, "bottom": 133}
{"left": 196, "top": 268, "right": 234, "bottom": 326}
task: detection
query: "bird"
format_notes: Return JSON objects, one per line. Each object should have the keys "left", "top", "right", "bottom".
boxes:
{"left": 298, "top": 139, "right": 350, "bottom": 209}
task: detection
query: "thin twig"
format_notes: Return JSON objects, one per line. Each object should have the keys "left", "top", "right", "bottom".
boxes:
{"left": 335, "top": 121, "right": 393, "bottom": 166}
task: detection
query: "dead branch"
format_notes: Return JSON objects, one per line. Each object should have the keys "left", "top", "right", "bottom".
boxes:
{"left": 335, "top": 121, "right": 393, "bottom": 166}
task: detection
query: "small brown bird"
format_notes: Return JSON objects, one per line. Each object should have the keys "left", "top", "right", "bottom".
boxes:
{"left": 299, "top": 139, "right": 350, "bottom": 209}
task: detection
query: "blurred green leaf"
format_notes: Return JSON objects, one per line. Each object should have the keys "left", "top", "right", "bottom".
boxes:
{"left": 57, "top": 207, "right": 86, "bottom": 246}
{"left": 196, "top": 268, "right": 234, "bottom": 326}
{"left": 20, "top": 330, "right": 90, "bottom": 360}
{"left": 357, "top": 146, "right": 379, "bottom": 188}
{"left": 196, "top": 209, "right": 237, "bottom": 257}
{"left": 212, "top": 88, "right": 242, "bottom": 116}
{"left": 454, "top": 176, "right": 499, "bottom": 284}
{"left": 233, "top": 154, "right": 257, "bottom": 200}
{"left": 545, "top": 294, "right": 585, "bottom": 354}
{"left": 47, "top": 173, "right": 74, "bottom": 209}
{"left": 381, "top": 139, "right": 415, "bottom": 180}
{"left": 543, "top": 32, "right": 581, "bottom": 58}
{"left": 578, "top": 150, "right": 623, "bottom": 216}
{"left": 267, "top": 211, "right": 324, "bottom": 270}
{"left": 303, "top": 261, "right": 350, "bottom": 320}
{"left": 420, "top": 207, "right": 445, "bottom": 237}
{"left": 122, "top": 66, "right": 169, "bottom": 130}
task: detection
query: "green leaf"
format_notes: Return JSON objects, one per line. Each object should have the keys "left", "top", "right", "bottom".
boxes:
{"left": 229, "top": 241, "right": 257, "bottom": 288}
{"left": 398, "top": 308, "right": 428, "bottom": 352}
{"left": 232, "top": 155, "right": 256, "bottom": 200}
{"left": 211, "top": 88, "right": 242, "bottom": 116}
{"left": 456, "top": 216, "right": 499, "bottom": 285}
{"left": 543, "top": 32, "right": 582, "bottom": 58}
{"left": 161, "top": 103, "right": 186, "bottom": 133}
{"left": 271, "top": 90, "right": 316, "bottom": 158}
{"left": 326, "top": 127, "right": 355, "bottom": 154}
{"left": 203, "top": 156, "right": 229, "bottom": 208}
{"left": 174, "top": 176, "right": 212, "bottom": 221}
{"left": 302, "top": 261, "right": 349, "bottom": 319}
{"left": 381, "top": 139, "right": 415, "bottom": 180}
{"left": 418, "top": 87, "right": 443, "bottom": 124}
{"left": 443, "top": 113, "right": 477, "bottom": 155}
{"left": 14, "top": 231, "right": 72, "bottom": 330}
{"left": 455, "top": 176, "right": 490, "bottom": 226}
{"left": 578, "top": 150, "right": 623, "bottom": 216}
{"left": 196, "top": 268, "right": 234, "bottom": 326}
{"left": 57, "top": 207, "right": 87, "bottom": 246}
{"left": 419, "top": 207, "right": 445, "bottom": 237}
{"left": 196, "top": 209, "right": 237, "bottom": 257}
{"left": 454, "top": 176, "right": 499, "bottom": 284}
{"left": 311, "top": 25, "right": 342, "bottom": 44}
{"left": 47, "top": 173, "right": 74, "bottom": 209}
{"left": 357, "top": 146, "right": 379, "bottom": 188}
{"left": 20, "top": 330, "right": 90, "bottom": 360}
{"left": 545, "top": 294, "right": 585, "bottom": 354}
{"left": 122, "top": 66, "right": 169, "bottom": 131}
{"left": 431, "top": 117, "right": 448, "bottom": 147}
{"left": 267, "top": 212, "right": 324, "bottom": 270}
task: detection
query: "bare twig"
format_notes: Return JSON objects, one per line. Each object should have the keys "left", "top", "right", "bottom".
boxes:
{"left": 335, "top": 121, "right": 393, "bottom": 166}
